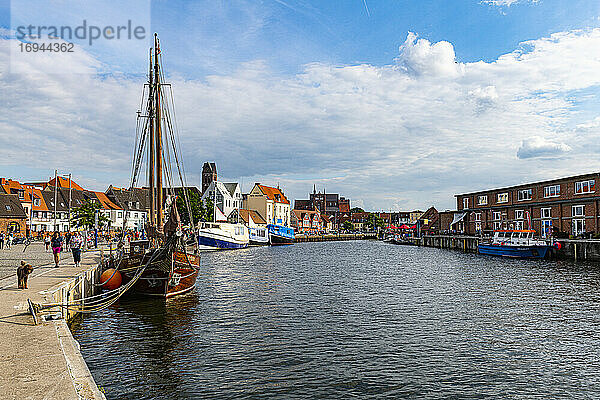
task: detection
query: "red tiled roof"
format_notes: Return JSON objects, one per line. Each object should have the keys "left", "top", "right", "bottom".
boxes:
{"left": 93, "top": 191, "right": 121, "bottom": 210}
{"left": 48, "top": 176, "right": 84, "bottom": 191}
{"left": 257, "top": 184, "right": 290, "bottom": 205}
{"left": 239, "top": 209, "right": 267, "bottom": 225}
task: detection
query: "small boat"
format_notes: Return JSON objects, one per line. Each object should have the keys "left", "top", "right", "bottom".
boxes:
{"left": 478, "top": 230, "right": 552, "bottom": 259}
{"left": 268, "top": 224, "right": 295, "bottom": 245}
{"left": 197, "top": 222, "right": 249, "bottom": 250}
{"left": 249, "top": 226, "right": 269, "bottom": 245}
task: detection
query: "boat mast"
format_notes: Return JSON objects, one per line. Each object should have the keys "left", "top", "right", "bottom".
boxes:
{"left": 154, "top": 33, "right": 164, "bottom": 232}
{"left": 148, "top": 48, "right": 156, "bottom": 228}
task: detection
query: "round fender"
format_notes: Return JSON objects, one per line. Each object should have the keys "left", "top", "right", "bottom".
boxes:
{"left": 554, "top": 242, "right": 562, "bottom": 250}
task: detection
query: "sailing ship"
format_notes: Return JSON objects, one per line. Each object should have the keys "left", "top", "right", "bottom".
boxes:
{"left": 107, "top": 34, "right": 200, "bottom": 298}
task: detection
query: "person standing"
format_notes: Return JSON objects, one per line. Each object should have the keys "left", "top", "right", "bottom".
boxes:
{"left": 6, "top": 232, "right": 12, "bottom": 250}
{"left": 0, "top": 232, "right": 4, "bottom": 250}
{"left": 70, "top": 232, "right": 83, "bottom": 268}
{"left": 44, "top": 234, "right": 51, "bottom": 252}
{"left": 50, "top": 232, "right": 63, "bottom": 268}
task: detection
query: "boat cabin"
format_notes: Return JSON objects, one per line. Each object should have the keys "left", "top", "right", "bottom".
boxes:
{"left": 490, "top": 229, "right": 547, "bottom": 246}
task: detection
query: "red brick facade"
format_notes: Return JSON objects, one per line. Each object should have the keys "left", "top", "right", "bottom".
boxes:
{"left": 454, "top": 173, "right": 600, "bottom": 237}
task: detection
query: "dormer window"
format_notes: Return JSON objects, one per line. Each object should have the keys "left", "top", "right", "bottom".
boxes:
{"left": 5, "top": 205, "right": 11, "bottom": 211}
{"left": 33, "top": 198, "right": 40, "bottom": 206}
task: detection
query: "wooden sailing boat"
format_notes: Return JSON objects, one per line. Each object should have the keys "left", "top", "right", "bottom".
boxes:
{"left": 111, "top": 33, "right": 199, "bottom": 298}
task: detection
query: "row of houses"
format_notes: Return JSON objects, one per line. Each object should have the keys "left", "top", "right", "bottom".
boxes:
{"left": 439, "top": 172, "right": 600, "bottom": 237}
{"left": 0, "top": 177, "right": 149, "bottom": 236}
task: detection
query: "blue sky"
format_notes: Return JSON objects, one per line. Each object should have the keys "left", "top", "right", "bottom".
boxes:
{"left": 1, "top": 0, "right": 600, "bottom": 211}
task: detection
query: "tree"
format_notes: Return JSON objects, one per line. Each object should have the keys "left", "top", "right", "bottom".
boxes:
{"left": 176, "top": 190, "right": 205, "bottom": 225}
{"left": 365, "top": 213, "right": 385, "bottom": 231}
{"left": 204, "top": 198, "right": 214, "bottom": 222}
{"left": 71, "top": 201, "right": 109, "bottom": 229}
{"left": 350, "top": 207, "right": 364, "bottom": 213}
{"left": 342, "top": 221, "right": 354, "bottom": 231}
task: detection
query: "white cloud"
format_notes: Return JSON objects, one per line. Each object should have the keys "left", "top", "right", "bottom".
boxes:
{"left": 517, "top": 137, "right": 571, "bottom": 159}
{"left": 2, "top": 29, "right": 600, "bottom": 210}
{"left": 481, "top": 0, "right": 539, "bottom": 7}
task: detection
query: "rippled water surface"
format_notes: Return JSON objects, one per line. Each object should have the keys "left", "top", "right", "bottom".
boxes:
{"left": 71, "top": 241, "right": 600, "bottom": 399}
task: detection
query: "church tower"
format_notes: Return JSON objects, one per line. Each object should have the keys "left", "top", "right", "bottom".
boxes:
{"left": 202, "top": 162, "right": 217, "bottom": 195}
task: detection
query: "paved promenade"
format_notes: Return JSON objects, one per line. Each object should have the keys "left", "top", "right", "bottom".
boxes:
{"left": 0, "top": 246, "right": 104, "bottom": 400}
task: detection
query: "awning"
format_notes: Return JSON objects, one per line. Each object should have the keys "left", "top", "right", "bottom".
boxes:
{"left": 450, "top": 212, "right": 467, "bottom": 227}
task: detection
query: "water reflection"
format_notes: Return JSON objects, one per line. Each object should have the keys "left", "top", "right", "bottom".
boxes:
{"left": 72, "top": 241, "right": 600, "bottom": 399}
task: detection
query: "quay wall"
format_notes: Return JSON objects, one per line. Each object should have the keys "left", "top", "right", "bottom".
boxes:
{"left": 295, "top": 233, "right": 377, "bottom": 243}
{"left": 418, "top": 235, "right": 600, "bottom": 262}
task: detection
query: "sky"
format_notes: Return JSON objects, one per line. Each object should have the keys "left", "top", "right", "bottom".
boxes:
{"left": 1, "top": 0, "right": 600, "bottom": 211}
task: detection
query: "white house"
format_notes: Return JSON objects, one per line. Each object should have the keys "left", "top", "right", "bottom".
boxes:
{"left": 201, "top": 181, "right": 242, "bottom": 220}
{"left": 244, "top": 183, "right": 291, "bottom": 227}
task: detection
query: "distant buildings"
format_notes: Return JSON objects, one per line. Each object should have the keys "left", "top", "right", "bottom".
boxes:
{"left": 244, "top": 183, "right": 291, "bottom": 227}
{"left": 201, "top": 181, "right": 242, "bottom": 221}
{"left": 0, "top": 194, "right": 27, "bottom": 236}
{"left": 201, "top": 162, "right": 217, "bottom": 195}
{"left": 444, "top": 172, "right": 600, "bottom": 237}
{"left": 294, "top": 186, "right": 351, "bottom": 230}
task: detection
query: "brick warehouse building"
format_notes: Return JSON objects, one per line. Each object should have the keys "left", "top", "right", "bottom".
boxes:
{"left": 454, "top": 172, "right": 600, "bottom": 237}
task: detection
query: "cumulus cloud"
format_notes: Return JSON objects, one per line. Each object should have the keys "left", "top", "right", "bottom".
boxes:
{"left": 481, "top": 0, "right": 539, "bottom": 7}
{"left": 517, "top": 137, "right": 571, "bottom": 159}
{"left": 395, "top": 32, "right": 463, "bottom": 77}
{"left": 2, "top": 29, "right": 600, "bottom": 210}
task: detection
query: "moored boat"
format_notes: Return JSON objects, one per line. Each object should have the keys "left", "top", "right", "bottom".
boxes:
{"left": 197, "top": 222, "right": 249, "bottom": 250}
{"left": 249, "top": 226, "right": 269, "bottom": 245}
{"left": 478, "top": 230, "right": 552, "bottom": 259}
{"left": 268, "top": 224, "right": 295, "bottom": 245}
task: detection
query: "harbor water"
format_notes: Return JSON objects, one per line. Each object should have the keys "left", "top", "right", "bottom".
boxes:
{"left": 71, "top": 241, "right": 600, "bottom": 399}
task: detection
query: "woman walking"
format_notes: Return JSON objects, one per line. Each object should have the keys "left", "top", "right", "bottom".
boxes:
{"left": 70, "top": 232, "right": 83, "bottom": 268}
{"left": 44, "top": 235, "right": 51, "bottom": 252}
{"left": 50, "top": 232, "right": 63, "bottom": 268}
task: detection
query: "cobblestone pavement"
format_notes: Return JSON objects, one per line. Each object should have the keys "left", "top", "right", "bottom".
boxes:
{"left": 0, "top": 241, "right": 111, "bottom": 280}
{"left": 0, "top": 242, "right": 57, "bottom": 279}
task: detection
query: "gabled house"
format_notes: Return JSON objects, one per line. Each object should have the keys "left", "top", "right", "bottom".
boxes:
{"left": 105, "top": 186, "right": 148, "bottom": 231}
{"left": 291, "top": 209, "right": 327, "bottom": 233}
{"left": 0, "top": 194, "right": 27, "bottom": 237}
{"left": 201, "top": 181, "right": 242, "bottom": 220}
{"left": 229, "top": 209, "right": 267, "bottom": 228}
{"left": 244, "top": 183, "right": 291, "bottom": 227}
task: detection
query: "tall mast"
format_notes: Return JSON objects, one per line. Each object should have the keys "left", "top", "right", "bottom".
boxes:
{"left": 148, "top": 47, "right": 156, "bottom": 228}
{"left": 154, "top": 33, "right": 164, "bottom": 231}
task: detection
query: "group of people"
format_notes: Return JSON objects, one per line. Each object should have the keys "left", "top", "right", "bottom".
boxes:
{"left": 46, "top": 231, "right": 84, "bottom": 268}
{"left": 0, "top": 231, "right": 15, "bottom": 249}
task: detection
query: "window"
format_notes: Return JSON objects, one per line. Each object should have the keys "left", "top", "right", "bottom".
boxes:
{"left": 493, "top": 222, "right": 501, "bottom": 230}
{"left": 478, "top": 195, "right": 488, "bottom": 205}
{"left": 493, "top": 211, "right": 501, "bottom": 221}
{"left": 517, "top": 189, "right": 532, "bottom": 201}
{"left": 575, "top": 180, "right": 595, "bottom": 194}
{"left": 541, "top": 220, "right": 552, "bottom": 238}
{"left": 541, "top": 208, "right": 551, "bottom": 219}
{"left": 18, "top": 190, "right": 24, "bottom": 200}
{"left": 33, "top": 198, "right": 40, "bottom": 206}
{"left": 544, "top": 185, "right": 560, "bottom": 198}
{"left": 118, "top": 212, "right": 123, "bottom": 218}
{"left": 474, "top": 212, "right": 481, "bottom": 221}
{"left": 573, "top": 219, "right": 585, "bottom": 236}
{"left": 5, "top": 205, "right": 11, "bottom": 211}
{"left": 475, "top": 222, "right": 481, "bottom": 231}
{"left": 497, "top": 192, "right": 508, "bottom": 203}
{"left": 463, "top": 198, "right": 469, "bottom": 209}
{"left": 515, "top": 210, "right": 524, "bottom": 220}
{"left": 515, "top": 221, "right": 524, "bottom": 230}
{"left": 572, "top": 205, "right": 584, "bottom": 217}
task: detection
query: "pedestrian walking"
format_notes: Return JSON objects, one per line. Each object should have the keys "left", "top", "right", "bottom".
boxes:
{"left": 6, "top": 233, "right": 12, "bottom": 249}
{"left": 0, "top": 232, "right": 4, "bottom": 249}
{"left": 70, "top": 232, "right": 83, "bottom": 268}
{"left": 51, "top": 232, "right": 63, "bottom": 267}
{"left": 17, "top": 261, "right": 34, "bottom": 289}
{"left": 44, "top": 235, "right": 51, "bottom": 252}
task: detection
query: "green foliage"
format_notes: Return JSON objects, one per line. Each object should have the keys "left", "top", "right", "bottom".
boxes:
{"left": 71, "top": 201, "right": 108, "bottom": 229}
{"left": 204, "top": 198, "right": 214, "bottom": 222}
{"left": 350, "top": 207, "right": 364, "bottom": 213}
{"left": 176, "top": 189, "right": 205, "bottom": 225}
{"left": 342, "top": 221, "right": 354, "bottom": 231}
{"left": 365, "top": 213, "right": 385, "bottom": 231}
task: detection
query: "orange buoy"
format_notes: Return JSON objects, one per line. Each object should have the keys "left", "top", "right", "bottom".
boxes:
{"left": 100, "top": 268, "right": 122, "bottom": 291}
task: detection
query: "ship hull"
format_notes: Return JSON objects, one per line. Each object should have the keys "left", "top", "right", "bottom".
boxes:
{"left": 478, "top": 244, "right": 551, "bottom": 259}
{"left": 120, "top": 250, "right": 199, "bottom": 298}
